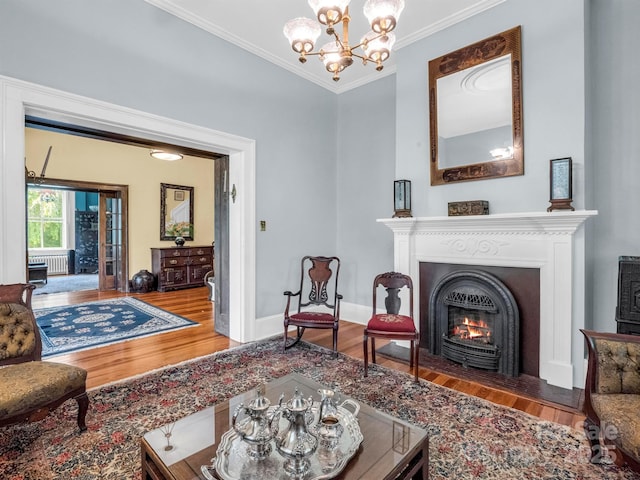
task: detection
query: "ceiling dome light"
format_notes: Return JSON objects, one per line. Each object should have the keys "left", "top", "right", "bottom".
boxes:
{"left": 150, "top": 150, "right": 183, "bottom": 161}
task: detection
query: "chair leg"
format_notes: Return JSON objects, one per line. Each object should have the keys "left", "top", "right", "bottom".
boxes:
{"left": 371, "top": 338, "right": 376, "bottom": 364}
{"left": 363, "top": 333, "right": 369, "bottom": 378}
{"left": 75, "top": 392, "right": 89, "bottom": 432}
{"left": 284, "top": 326, "right": 306, "bottom": 351}
{"left": 411, "top": 341, "right": 420, "bottom": 383}
{"left": 583, "top": 418, "right": 604, "bottom": 463}
{"left": 333, "top": 328, "right": 338, "bottom": 357}
{"left": 283, "top": 323, "right": 289, "bottom": 352}
{"left": 409, "top": 342, "right": 414, "bottom": 369}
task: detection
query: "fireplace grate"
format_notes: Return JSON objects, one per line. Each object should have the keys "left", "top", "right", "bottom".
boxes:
{"left": 444, "top": 291, "right": 498, "bottom": 312}
{"left": 441, "top": 336, "right": 500, "bottom": 371}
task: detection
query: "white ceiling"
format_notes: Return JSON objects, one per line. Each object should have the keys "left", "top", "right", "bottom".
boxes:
{"left": 145, "top": 0, "right": 506, "bottom": 94}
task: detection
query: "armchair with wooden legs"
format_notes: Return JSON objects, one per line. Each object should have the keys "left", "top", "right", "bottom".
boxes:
{"left": 0, "top": 283, "right": 89, "bottom": 432}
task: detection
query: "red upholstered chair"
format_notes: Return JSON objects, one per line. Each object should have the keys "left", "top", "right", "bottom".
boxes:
{"left": 283, "top": 256, "right": 342, "bottom": 356}
{"left": 363, "top": 272, "right": 419, "bottom": 382}
{"left": 0, "top": 283, "right": 89, "bottom": 432}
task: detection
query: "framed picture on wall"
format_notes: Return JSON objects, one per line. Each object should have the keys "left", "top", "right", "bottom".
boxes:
{"left": 174, "top": 190, "right": 185, "bottom": 201}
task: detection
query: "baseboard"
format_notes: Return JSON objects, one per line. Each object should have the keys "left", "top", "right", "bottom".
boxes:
{"left": 254, "top": 301, "right": 371, "bottom": 342}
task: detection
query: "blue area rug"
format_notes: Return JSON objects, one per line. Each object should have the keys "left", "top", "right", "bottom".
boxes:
{"left": 34, "top": 297, "right": 198, "bottom": 357}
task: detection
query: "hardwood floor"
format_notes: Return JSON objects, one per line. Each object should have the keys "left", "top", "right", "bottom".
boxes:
{"left": 31, "top": 287, "right": 586, "bottom": 431}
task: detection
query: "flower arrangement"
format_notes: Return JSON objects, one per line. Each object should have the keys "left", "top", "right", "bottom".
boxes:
{"left": 165, "top": 221, "right": 193, "bottom": 237}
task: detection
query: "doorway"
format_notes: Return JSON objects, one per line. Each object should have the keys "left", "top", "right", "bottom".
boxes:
{"left": 26, "top": 179, "right": 129, "bottom": 294}
{"left": 2, "top": 76, "right": 256, "bottom": 343}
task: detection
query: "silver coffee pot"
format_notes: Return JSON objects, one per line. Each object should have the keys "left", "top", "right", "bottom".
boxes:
{"left": 275, "top": 387, "right": 318, "bottom": 476}
{"left": 232, "top": 388, "right": 282, "bottom": 459}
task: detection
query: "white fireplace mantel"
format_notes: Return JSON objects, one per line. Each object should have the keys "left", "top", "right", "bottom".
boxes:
{"left": 378, "top": 210, "right": 598, "bottom": 390}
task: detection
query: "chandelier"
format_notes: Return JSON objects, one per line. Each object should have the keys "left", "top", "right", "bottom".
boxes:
{"left": 283, "top": 0, "right": 405, "bottom": 82}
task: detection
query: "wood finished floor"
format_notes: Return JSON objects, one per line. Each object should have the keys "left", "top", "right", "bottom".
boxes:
{"left": 32, "top": 287, "right": 586, "bottom": 431}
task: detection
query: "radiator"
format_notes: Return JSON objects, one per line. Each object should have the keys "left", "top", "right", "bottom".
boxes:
{"left": 29, "top": 254, "right": 69, "bottom": 275}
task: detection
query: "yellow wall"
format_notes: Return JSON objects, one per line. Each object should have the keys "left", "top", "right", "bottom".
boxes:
{"left": 25, "top": 128, "right": 215, "bottom": 275}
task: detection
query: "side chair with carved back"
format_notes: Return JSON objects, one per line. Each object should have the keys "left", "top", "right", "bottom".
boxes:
{"left": 0, "top": 283, "right": 89, "bottom": 431}
{"left": 363, "top": 272, "right": 420, "bottom": 382}
{"left": 283, "top": 256, "right": 342, "bottom": 356}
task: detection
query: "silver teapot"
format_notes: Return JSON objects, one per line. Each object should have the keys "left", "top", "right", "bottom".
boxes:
{"left": 232, "top": 388, "right": 282, "bottom": 459}
{"left": 275, "top": 387, "right": 318, "bottom": 476}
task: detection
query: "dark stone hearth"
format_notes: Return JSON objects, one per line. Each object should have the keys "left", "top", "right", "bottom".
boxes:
{"left": 375, "top": 343, "right": 584, "bottom": 412}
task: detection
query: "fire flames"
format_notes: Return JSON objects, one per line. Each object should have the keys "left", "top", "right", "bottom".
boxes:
{"left": 452, "top": 317, "right": 492, "bottom": 343}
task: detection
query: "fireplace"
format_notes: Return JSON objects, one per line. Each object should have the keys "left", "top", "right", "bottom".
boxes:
{"left": 429, "top": 270, "right": 520, "bottom": 376}
{"left": 378, "top": 210, "right": 597, "bottom": 389}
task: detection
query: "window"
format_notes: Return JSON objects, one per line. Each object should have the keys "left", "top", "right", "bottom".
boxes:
{"left": 27, "top": 187, "right": 65, "bottom": 249}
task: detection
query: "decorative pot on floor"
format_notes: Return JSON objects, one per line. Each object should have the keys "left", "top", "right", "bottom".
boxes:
{"left": 131, "top": 269, "right": 155, "bottom": 293}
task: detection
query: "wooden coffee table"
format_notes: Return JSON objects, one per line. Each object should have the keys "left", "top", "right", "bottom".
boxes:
{"left": 141, "top": 373, "right": 429, "bottom": 479}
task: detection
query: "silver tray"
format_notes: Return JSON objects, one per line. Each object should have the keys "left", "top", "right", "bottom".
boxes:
{"left": 202, "top": 400, "right": 363, "bottom": 480}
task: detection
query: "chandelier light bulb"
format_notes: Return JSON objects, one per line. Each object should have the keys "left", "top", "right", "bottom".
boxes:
{"left": 364, "top": 0, "right": 405, "bottom": 34}
{"left": 284, "top": 18, "right": 322, "bottom": 55}
{"left": 284, "top": 0, "right": 402, "bottom": 81}
{"left": 362, "top": 31, "right": 395, "bottom": 68}
{"left": 308, "top": 0, "right": 350, "bottom": 27}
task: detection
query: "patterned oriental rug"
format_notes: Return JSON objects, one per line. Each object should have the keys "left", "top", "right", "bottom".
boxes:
{"left": 1, "top": 339, "right": 639, "bottom": 480}
{"left": 33, "top": 297, "right": 198, "bottom": 357}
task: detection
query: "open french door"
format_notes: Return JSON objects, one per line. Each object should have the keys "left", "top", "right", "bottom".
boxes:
{"left": 99, "top": 191, "right": 126, "bottom": 290}
{"left": 214, "top": 156, "right": 230, "bottom": 335}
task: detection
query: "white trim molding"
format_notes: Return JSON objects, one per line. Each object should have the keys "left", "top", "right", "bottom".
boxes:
{"left": 378, "top": 210, "right": 598, "bottom": 389}
{"left": 0, "top": 75, "right": 256, "bottom": 343}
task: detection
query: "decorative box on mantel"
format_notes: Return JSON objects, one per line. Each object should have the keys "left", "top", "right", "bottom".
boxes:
{"left": 448, "top": 200, "right": 489, "bottom": 216}
{"left": 378, "top": 210, "right": 598, "bottom": 389}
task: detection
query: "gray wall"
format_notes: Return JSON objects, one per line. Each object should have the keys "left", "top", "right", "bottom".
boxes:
{"left": 389, "top": 0, "right": 640, "bottom": 334}
{"left": 395, "top": 0, "right": 587, "bottom": 215}
{"left": 336, "top": 75, "right": 396, "bottom": 306}
{"left": 0, "top": 0, "right": 338, "bottom": 318}
{"left": 588, "top": 0, "right": 640, "bottom": 331}
{"left": 2, "top": 0, "right": 639, "bottom": 335}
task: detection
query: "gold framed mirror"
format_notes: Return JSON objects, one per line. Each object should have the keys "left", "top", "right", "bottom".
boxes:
{"left": 160, "top": 183, "right": 194, "bottom": 241}
{"left": 429, "top": 26, "right": 523, "bottom": 186}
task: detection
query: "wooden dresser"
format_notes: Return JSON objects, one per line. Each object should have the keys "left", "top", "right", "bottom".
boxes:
{"left": 151, "top": 245, "right": 213, "bottom": 292}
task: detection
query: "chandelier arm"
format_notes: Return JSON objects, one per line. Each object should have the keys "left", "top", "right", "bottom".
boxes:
{"left": 331, "top": 30, "right": 346, "bottom": 50}
{"left": 350, "top": 51, "right": 370, "bottom": 62}
{"left": 351, "top": 31, "right": 386, "bottom": 52}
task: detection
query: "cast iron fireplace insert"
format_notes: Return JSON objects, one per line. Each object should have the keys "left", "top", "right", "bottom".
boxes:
{"left": 428, "top": 269, "right": 520, "bottom": 377}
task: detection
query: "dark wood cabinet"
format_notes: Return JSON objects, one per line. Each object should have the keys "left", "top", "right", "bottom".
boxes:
{"left": 151, "top": 246, "right": 213, "bottom": 292}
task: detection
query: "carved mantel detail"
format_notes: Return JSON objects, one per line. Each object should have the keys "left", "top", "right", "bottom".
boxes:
{"left": 442, "top": 238, "right": 509, "bottom": 256}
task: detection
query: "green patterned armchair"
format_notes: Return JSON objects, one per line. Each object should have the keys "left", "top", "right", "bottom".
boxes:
{"left": 581, "top": 329, "right": 640, "bottom": 471}
{"left": 0, "top": 283, "right": 88, "bottom": 431}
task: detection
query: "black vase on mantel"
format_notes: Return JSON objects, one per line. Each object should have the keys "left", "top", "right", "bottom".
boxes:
{"left": 131, "top": 269, "right": 155, "bottom": 293}
{"left": 174, "top": 236, "right": 186, "bottom": 247}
